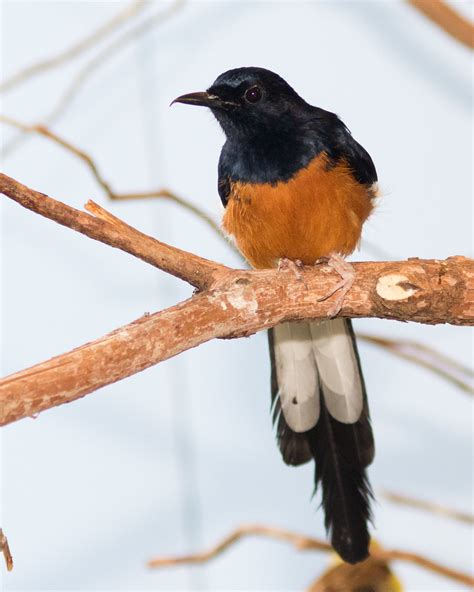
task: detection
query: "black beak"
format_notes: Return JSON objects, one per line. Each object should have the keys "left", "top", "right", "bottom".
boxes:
{"left": 171, "top": 91, "right": 237, "bottom": 110}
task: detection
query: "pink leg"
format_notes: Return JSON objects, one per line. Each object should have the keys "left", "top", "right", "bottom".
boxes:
{"left": 278, "top": 257, "right": 305, "bottom": 283}
{"left": 316, "top": 253, "right": 355, "bottom": 317}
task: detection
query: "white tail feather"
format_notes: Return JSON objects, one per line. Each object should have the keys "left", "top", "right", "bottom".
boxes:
{"left": 310, "top": 319, "right": 363, "bottom": 423}
{"left": 273, "top": 322, "right": 320, "bottom": 432}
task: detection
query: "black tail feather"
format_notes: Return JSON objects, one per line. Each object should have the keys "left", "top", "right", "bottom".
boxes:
{"left": 268, "top": 320, "right": 374, "bottom": 563}
{"left": 268, "top": 329, "right": 312, "bottom": 466}
{"left": 307, "top": 392, "right": 373, "bottom": 564}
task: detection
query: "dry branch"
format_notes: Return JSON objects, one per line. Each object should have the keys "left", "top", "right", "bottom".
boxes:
{"left": 2, "top": 0, "right": 185, "bottom": 156}
{"left": 0, "top": 529, "right": 13, "bottom": 572}
{"left": 0, "top": 115, "right": 222, "bottom": 238}
{"left": 381, "top": 489, "right": 474, "bottom": 525}
{"left": 0, "top": 173, "right": 225, "bottom": 289}
{"left": 359, "top": 333, "right": 474, "bottom": 395}
{"left": 408, "top": 0, "right": 474, "bottom": 49}
{"left": 2, "top": 114, "right": 397, "bottom": 262}
{"left": 0, "top": 173, "right": 473, "bottom": 426}
{"left": 3, "top": 117, "right": 472, "bottom": 399}
{"left": 0, "top": 0, "right": 149, "bottom": 93}
{"left": 147, "top": 523, "right": 474, "bottom": 586}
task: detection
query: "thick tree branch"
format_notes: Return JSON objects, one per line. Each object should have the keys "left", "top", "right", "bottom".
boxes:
{"left": 147, "top": 523, "right": 474, "bottom": 586}
{"left": 3, "top": 118, "right": 473, "bottom": 398}
{"left": 0, "top": 173, "right": 472, "bottom": 426}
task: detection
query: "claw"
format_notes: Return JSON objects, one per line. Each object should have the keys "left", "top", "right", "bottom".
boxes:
{"left": 278, "top": 258, "right": 306, "bottom": 285}
{"left": 316, "top": 253, "right": 355, "bottom": 317}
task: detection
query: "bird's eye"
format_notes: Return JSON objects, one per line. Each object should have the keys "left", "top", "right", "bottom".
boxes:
{"left": 244, "top": 86, "right": 262, "bottom": 104}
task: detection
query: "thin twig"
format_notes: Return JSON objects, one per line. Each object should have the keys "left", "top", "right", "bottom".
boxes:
{"left": 381, "top": 489, "right": 474, "bottom": 525}
{"left": 47, "top": 0, "right": 185, "bottom": 125}
{"left": 2, "top": 0, "right": 185, "bottom": 157}
{"left": 147, "top": 523, "right": 474, "bottom": 586}
{"left": 0, "top": 115, "right": 224, "bottom": 240}
{"left": 0, "top": 1, "right": 149, "bottom": 93}
{"left": 408, "top": 0, "right": 474, "bottom": 49}
{"left": 0, "top": 114, "right": 390, "bottom": 263}
{"left": 148, "top": 524, "right": 331, "bottom": 568}
{"left": 358, "top": 333, "right": 474, "bottom": 395}
{"left": 0, "top": 529, "right": 13, "bottom": 572}
{"left": 0, "top": 172, "right": 227, "bottom": 291}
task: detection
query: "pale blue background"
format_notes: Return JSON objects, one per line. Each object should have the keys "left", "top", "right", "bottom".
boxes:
{"left": 0, "top": 1, "right": 472, "bottom": 590}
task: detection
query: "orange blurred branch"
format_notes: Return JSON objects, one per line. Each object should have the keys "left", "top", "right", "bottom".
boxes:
{"left": 147, "top": 523, "right": 474, "bottom": 586}
{"left": 0, "top": 529, "right": 13, "bottom": 572}
{"left": 408, "top": 0, "right": 474, "bottom": 49}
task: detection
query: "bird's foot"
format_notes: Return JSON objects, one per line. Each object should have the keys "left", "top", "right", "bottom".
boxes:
{"left": 316, "top": 253, "right": 355, "bottom": 317}
{"left": 278, "top": 258, "right": 306, "bottom": 284}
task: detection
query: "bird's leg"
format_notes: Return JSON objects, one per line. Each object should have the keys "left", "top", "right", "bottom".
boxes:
{"left": 278, "top": 258, "right": 305, "bottom": 283}
{"left": 316, "top": 253, "right": 355, "bottom": 317}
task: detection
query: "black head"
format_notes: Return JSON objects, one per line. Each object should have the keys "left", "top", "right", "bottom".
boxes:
{"left": 172, "top": 67, "right": 308, "bottom": 138}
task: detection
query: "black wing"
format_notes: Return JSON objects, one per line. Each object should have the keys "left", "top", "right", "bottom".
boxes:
{"left": 336, "top": 122, "right": 378, "bottom": 187}
{"left": 306, "top": 108, "right": 378, "bottom": 187}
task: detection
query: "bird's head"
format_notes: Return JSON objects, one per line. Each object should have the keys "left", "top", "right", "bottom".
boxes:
{"left": 172, "top": 67, "right": 307, "bottom": 138}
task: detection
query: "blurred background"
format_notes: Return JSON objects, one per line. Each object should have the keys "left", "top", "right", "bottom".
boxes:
{"left": 0, "top": 0, "right": 472, "bottom": 590}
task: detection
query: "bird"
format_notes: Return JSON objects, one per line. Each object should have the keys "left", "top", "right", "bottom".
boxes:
{"left": 173, "top": 67, "right": 377, "bottom": 564}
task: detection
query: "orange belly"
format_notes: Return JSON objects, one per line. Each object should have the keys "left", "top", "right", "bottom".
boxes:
{"left": 222, "top": 153, "right": 375, "bottom": 269}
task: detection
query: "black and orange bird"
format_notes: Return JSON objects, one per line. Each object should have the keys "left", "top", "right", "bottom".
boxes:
{"left": 173, "top": 67, "right": 377, "bottom": 564}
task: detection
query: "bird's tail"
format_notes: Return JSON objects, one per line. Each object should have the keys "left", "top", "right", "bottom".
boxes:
{"left": 269, "top": 318, "right": 374, "bottom": 564}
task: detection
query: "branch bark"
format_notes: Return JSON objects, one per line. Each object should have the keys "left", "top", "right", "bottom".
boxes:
{"left": 0, "top": 172, "right": 472, "bottom": 427}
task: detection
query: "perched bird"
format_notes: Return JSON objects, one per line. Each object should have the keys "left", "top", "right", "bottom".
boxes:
{"left": 173, "top": 67, "right": 377, "bottom": 564}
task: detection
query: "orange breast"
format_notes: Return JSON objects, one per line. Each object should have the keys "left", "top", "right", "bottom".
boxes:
{"left": 222, "top": 153, "right": 376, "bottom": 269}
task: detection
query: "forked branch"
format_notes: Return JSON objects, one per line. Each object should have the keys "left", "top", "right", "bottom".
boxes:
{"left": 0, "top": 172, "right": 472, "bottom": 427}
{"left": 147, "top": 523, "right": 474, "bottom": 587}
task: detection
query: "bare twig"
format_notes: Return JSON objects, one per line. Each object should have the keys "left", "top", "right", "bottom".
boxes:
{"left": 0, "top": 115, "right": 224, "bottom": 240}
{"left": 0, "top": 1, "right": 149, "bottom": 93}
{"left": 148, "top": 524, "right": 331, "bottom": 568}
{"left": 0, "top": 529, "right": 13, "bottom": 572}
{"left": 408, "top": 0, "right": 474, "bottom": 49}
{"left": 45, "top": 0, "right": 185, "bottom": 126}
{"left": 358, "top": 333, "right": 474, "bottom": 395}
{"left": 0, "top": 115, "right": 395, "bottom": 265}
{"left": 147, "top": 523, "right": 474, "bottom": 586}
{"left": 2, "top": 0, "right": 185, "bottom": 157}
{"left": 0, "top": 173, "right": 472, "bottom": 426}
{"left": 0, "top": 173, "right": 227, "bottom": 290}
{"left": 381, "top": 489, "right": 474, "bottom": 525}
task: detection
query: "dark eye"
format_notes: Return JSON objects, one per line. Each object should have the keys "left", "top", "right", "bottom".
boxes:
{"left": 244, "top": 85, "right": 262, "bottom": 104}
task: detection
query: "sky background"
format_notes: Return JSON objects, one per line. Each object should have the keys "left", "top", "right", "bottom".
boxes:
{"left": 0, "top": 1, "right": 472, "bottom": 591}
